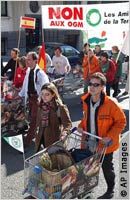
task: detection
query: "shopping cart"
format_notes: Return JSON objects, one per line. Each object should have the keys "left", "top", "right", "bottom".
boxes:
{"left": 47, "top": 69, "right": 65, "bottom": 97}
{"left": 23, "top": 128, "right": 111, "bottom": 199}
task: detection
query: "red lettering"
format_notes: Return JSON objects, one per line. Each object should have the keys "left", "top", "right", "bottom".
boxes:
{"left": 50, "top": 21, "right": 64, "bottom": 26}
{"left": 49, "top": 7, "right": 60, "bottom": 19}
{"left": 48, "top": 7, "right": 83, "bottom": 20}
{"left": 73, "top": 7, "right": 83, "bottom": 20}
{"left": 68, "top": 21, "right": 83, "bottom": 27}
{"left": 62, "top": 8, "right": 72, "bottom": 20}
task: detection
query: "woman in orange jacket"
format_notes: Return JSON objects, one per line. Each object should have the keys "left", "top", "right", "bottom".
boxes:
{"left": 82, "top": 49, "right": 100, "bottom": 93}
{"left": 78, "top": 72, "right": 126, "bottom": 199}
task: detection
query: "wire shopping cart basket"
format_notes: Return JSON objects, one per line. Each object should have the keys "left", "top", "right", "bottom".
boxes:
{"left": 23, "top": 128, "right": 110, "bottom": 199}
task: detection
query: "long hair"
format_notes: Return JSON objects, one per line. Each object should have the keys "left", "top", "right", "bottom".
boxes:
{"left": 41, "top": 82, "right": 63, "bottom": 105}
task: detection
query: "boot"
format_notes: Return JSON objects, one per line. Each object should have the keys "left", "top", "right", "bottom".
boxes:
{"left": 97, "top": 189, "right": 114, "bottom": 199}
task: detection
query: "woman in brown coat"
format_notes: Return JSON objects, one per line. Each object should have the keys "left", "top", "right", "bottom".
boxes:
{"left": 35, "top": 82, "right": 72, "bottom": 152}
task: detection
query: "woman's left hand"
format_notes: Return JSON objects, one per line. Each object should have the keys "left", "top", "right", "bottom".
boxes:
{"left": 60, "top": 135, "right": 67, "bottom": 141}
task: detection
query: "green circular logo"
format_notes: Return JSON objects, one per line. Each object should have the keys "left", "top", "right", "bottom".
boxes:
{"left": 11, "top": 137, "right": 22, "bottom": 149}
{"left": 86, "top": 9, "right": 101, "bottom": 26}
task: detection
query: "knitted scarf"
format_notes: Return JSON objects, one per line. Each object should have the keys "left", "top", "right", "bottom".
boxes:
{"left": 40, "top": 99, "right": 56, "bottom": 128}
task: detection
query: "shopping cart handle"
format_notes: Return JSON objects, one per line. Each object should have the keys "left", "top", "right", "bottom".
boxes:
{"left": 71, "top": 127, "right": 77, "bottom": 133}
{"left": 107, "top": 140, "right": 113, "bottom": 147}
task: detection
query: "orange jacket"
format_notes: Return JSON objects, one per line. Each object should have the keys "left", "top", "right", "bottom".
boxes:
{"left": 82, "top": 55, "right": 100, "bottom": 79}
{"left": 78, "top": 92, "right": 126, "bottom": 154}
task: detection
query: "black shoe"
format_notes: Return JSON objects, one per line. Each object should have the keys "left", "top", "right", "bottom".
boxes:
{"left": 112, "top": 92, "right": 117, "bottom": 97}
{"left": 118, "top": 89, "right": 121, "bottom": 94}
{"left": 97, "top": 190, "right": 114, "bottom": 199}
{"left": 122, "top": 91, "right": 128, "bottom": 96}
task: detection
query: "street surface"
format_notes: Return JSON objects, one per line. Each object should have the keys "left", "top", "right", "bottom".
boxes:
{"left": 1, "top": 73, "right": 129, "bottom": 199}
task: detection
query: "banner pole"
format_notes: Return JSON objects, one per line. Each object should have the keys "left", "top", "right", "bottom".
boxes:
{"left": 14, "top": 28, "right": 21, "bottom": 82}
{"left": 41, "top": 6, "right": 44, "bottom": 43}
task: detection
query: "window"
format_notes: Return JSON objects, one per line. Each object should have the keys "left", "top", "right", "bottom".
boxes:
{"left": 63, "top": 46, "right": 77, "bottom": 57}
{"left": 1, "top": 1, "right": 7, "bottom": 16}
{"left": 1, "top": 38, "right": 7, "bottom": 55}
{"left": 29, "top": 1, "right": 39, "bottom": 13}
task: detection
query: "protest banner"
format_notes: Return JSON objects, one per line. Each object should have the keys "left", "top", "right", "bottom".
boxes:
{"left": 41, "top": 2, "right": 129, "bottom": 50}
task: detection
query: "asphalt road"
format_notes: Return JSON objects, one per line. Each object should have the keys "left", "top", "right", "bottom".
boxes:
{"left": 1, "top": 78, "right": 129, "bottom": 199}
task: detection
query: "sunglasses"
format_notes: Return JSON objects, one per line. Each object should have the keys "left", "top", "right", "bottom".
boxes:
{"left": 88, "top": 82, "right": 101, "bottom": 87}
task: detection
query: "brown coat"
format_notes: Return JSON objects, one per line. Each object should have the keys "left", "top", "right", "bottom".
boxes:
{"left": 35, "top": 101, "right": 72, "bottom": 152}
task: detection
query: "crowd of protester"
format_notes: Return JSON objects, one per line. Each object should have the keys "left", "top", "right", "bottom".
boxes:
{"left": 1, "top": 42, "right": 129, "bottom": 199}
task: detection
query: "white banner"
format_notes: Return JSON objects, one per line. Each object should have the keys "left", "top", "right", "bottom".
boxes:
{"left": 41, "top": 3, "right": 129, "bottom": 30}
{"left": 84, "top": 2, "right": 129, "bottom": 31}
{"left": 87, "top": 29, "right": 128, "bottom": 50}
{"left": 121, "top": 31, "right": 129, "bottom": 56}
{"left": 41, "top": 5, "right": 85, "bottom": 30}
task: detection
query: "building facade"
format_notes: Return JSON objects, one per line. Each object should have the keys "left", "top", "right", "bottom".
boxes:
{"left": 1, "top": 1, "right": 85, "bottom": 61}
{"left": 1, "top": 1, "right": 128, "bottom": 61}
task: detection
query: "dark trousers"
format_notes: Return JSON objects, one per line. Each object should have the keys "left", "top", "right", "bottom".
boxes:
{"left": 102, "top": 152, "right": 115, "bottom": 192}
{"left": 112, "top": 78, "right": 120, "bottom": 95}
{"left": 25, "top": 95, "right": 38, "bottom": 145}
{"left": 106, "top": 82, "right": 112, "bottom": 96}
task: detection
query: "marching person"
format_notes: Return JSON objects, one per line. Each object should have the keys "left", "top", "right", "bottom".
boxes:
{"left": 35, "top": 82, "right": 72, "bottom": 152}
{"left": 1, "top": 48, "right": 19, "bottom": 81}
{"left": 12, "top": 56, "right": 28, "bottom": 90}
{"left": 52, "top": 46, "right": 71, "bottom": 78}
{"left": 111, "top": 46, "right": 125, "bottom": 97}
{"left": 82, "top": 48, "right": 100, "bottom": 93}
{"left": 79, "top": 42, "right": 90, "bottom": 65}
{"left": 100, "top": 51, "right": 116, "bottom": 96}
{"left": 78, "top": 72, "right": 126, "bottom": 199}
{"left": 16, "top": 52, "right": 49, "bottom": 147}
{"left": 94, "top": 44, "right": 103, "bottom": 60}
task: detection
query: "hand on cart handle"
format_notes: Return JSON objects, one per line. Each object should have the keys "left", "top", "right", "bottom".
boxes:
{"left": 71, "top": 127, "right": 113, "bottom": 147}
{"left": 77, "top": 127, "right": 84, "bottom": 133}
{"left": 101, "top": 137, "right": 113, "bottom": 147}
{"left": 59, "top": 134, "right": 67, "bottom": 142}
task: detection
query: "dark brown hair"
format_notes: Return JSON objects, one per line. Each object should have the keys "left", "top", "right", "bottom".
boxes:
{"left": 91, "top": 72, "right": 107, "bottom": 86}
{"left": 12, "top": 48, "right": 20, "bottom": 55}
